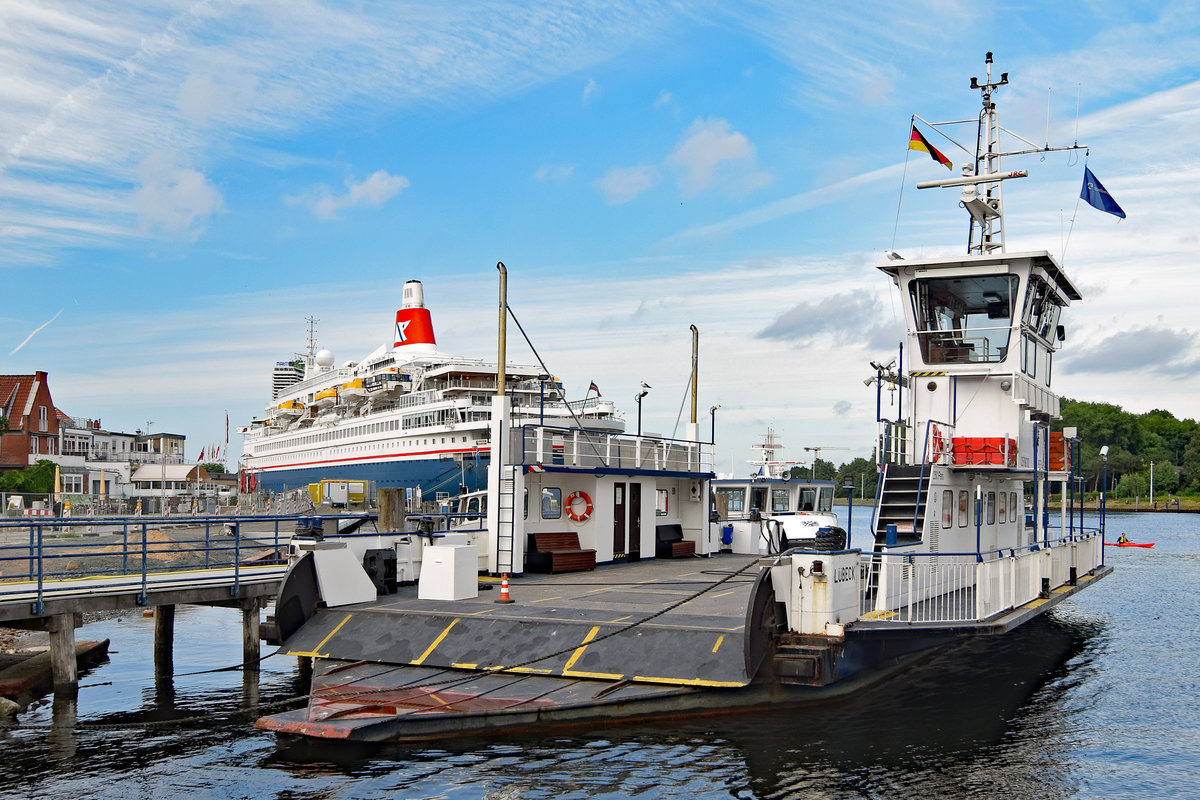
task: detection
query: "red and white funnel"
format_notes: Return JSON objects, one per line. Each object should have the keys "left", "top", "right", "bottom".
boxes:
{"left": 393, "top": 280, "right": 437, "bottom": 355}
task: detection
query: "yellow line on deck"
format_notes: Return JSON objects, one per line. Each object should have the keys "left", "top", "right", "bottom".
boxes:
{"left": 286, "top": 612, "right": 352, "bottom": 658}
{"left": 452, "top": 662, "right": 478, "bottom": 669}
{"left": 530, "top": 596, "right": 562, "bottom": 604}
{"left": 711, "top": 590, "right": 735, "bottom": 599}
{"left": 410, "top": 618, "right": 459, "bottom": 665}
{"left": 563, "top": 626, "right": 600, "bottom": 671}
{"left": 633, "top": 675, "right": 746, "bottom": 688}
{"left": 712, "top": 635, "right": 725, "bottom": 653}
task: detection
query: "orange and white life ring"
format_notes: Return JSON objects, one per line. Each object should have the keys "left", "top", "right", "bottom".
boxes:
{"left": 565, "top": 490, "right": 593, "bottom": 522}
{"left": 931, "top": 424, "right": 944, "bottom": 454}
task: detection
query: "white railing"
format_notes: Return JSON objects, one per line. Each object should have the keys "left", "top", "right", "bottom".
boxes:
{"left": 858, "top": 530, "right": 1104, "bottom": 624}
{"left": 516, "top": 425, "right": 713, "bottom": 474}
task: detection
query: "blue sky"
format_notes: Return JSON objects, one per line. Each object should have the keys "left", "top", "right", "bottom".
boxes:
{"left": 3, "top": 1, "right": 1199, "bottom": 475}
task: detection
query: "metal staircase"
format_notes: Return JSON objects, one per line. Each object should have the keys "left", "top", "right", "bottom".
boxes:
{"left": 873, "top": 464, "right": 929, "bottom": 546}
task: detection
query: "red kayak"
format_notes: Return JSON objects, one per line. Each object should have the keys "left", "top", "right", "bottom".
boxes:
{"left": 1105, "top": 541, "right": 1155, "bottom": 548}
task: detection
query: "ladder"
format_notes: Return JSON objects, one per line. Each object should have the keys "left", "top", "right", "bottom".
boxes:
{"left": 495, "top": 466, "right": 518, "bottom": 574}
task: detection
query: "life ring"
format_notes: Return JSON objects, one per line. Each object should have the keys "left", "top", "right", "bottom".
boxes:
{"left": 931, "top": 425, "right": 944, "bottom": 454}
{"left": 565, "top": 490, "right": 593, "bottom": 522}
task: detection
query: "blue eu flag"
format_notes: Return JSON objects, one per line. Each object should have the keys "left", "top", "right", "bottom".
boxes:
{"left": 1081, "top": 166, "right": 1126, "bottom": 219}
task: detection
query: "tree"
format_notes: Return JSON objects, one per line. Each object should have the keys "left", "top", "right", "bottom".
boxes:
{"left": 0, "top": 460, "right": 57, "bottom": 493}
{"left": 200, "top": 462, "right": 226, "bottom": 475}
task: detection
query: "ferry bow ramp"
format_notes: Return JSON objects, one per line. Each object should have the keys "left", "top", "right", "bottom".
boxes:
{"left": 256, "top": 555, "right": 776, "bottom": 742}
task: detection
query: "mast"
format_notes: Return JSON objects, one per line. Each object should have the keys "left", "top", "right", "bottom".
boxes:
{"left": 915, "top": 52, "right": 1087, "bottom": 255}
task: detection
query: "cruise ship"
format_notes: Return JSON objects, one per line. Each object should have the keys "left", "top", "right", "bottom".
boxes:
{"left": 240, "top": 280, "right": 623, "bottom": 496}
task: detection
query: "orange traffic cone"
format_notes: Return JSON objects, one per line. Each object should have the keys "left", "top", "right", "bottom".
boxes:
{"left": 494, "top": 573, "right": 514, "bottom": 604}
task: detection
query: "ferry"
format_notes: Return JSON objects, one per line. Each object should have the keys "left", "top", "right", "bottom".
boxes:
{"left": 709, "top": 429, "right": 844, "bottom": 554}
{"left": 240, "top": 280, "right": 623, "bottom": 497}
{"left": 255, "top": 56, "right": 1111, "bottom": 743}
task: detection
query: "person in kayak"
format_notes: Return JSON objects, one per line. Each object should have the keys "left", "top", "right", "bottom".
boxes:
{"left": 1117, "top": 533, "right": 1129, "bottom": 544}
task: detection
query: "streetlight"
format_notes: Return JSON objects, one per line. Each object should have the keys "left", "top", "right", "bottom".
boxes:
{"left": 1099, "top": 445, "right": 1109, "bottom": 545}
{"left": 537, "top": 373, "right": 550, "bottom": 425}
{"left": 709, "top": 404, "right": 721, "bottom": 445}
{"left": 636, "top": 383, "right": 650, "bottom": 436}
{"left": 842, "top": 481, "right": 855, "bottom": 550}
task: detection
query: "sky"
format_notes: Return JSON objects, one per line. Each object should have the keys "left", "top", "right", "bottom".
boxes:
{"left": 3, "top": 1, "right": 1200, "bottom": 477}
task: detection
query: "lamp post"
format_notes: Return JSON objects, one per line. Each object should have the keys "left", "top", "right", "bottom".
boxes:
{"left": 636, "top": 383, "right": 650, "bottom": 436}
{"left": 1100, "top": 445, "right": 1109, "bottom": 544}
{"left": 537, "top": 373, "right": 549, "bottom": 425}
{"left": 709, "top": 404, "right": 720, "bottom": 445}
{"left": 842, "top": 481, "right": 855, "bottom": 550}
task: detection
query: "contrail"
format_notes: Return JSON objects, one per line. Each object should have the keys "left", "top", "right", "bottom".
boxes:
{"left": 8, "top": 309, "right": 63, "bottom": 356}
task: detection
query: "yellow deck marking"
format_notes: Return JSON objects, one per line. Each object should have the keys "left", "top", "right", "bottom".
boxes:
{"left": 633, "top": 675, "right": 746, "bottom": 687}
{"left": 563, "top": 626, "right": 600, "bottom": 671}
{"left": 451, "top": 663, "right": 478, "bottom": 669}
{"left": 467, "top": 608, "right": 498, "bottom": 616}
{"left": 531, "top": 596, "right": 563, "bottom": 604}
{"left": 410, "top": 618, "right": 459, "bottom": 665}
{"left": 710, "top": 590, "right": 735, "bottom": 599}
{"left": 286, "top": 613, "right": 352, "bottom": 658}
{"left": 509, "top": 666, "right": 554, "bottom": 674}
{"left": 712, "top": 635, "right": 725, "bottom": 654}
{"left": 585, "top": 586, "right": 612, "bottom": 594}
{"left": 564, "top": 669, "right": 624, "bottom": 680}
{"left": 607, "top": 615, "right": 633, "bottom": 623}
{"left": 861, "top": 609, "right": 899, "bottom": 620}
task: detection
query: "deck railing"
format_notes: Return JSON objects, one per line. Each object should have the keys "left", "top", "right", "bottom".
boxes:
{"left": 516, "top": 425, "right": 713, "bottom": 474}
{"left": 858, "top": 529, "right": 1104, "bottom": 624}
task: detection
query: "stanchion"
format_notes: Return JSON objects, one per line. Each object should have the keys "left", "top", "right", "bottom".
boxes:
{"left": 62, "top": 500, "right": 72, "bottom": 534}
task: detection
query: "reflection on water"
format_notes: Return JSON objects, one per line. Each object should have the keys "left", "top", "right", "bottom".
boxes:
{"left": 0, "top": 512, "right": 1195, "bottom": 799}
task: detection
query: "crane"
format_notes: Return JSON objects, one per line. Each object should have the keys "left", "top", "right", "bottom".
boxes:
{"left": 803, "top": 446, "right": 849, "bottom": 480}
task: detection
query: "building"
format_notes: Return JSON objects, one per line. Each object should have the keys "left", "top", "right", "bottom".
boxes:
{"left": 0, "top": 371, "right": 60, "bottom": 473}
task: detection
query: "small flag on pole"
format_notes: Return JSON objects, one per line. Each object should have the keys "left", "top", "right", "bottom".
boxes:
{"left": 1080, "top": 166, "right": 1126, "bottom": 219}
{"left": 909, "top": 125, "right": 952, "bottom": 170}
{"left": 198, "top": 448, "right": 205, "bottom": 461}
{"left": 589, "top": 381, "right": 601, "bottom": 397}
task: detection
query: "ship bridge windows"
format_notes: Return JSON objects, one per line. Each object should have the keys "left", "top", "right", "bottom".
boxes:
{"left": 714, "top": 487, "right": 745, "bottom": 515}
{"left": 771, "top": 488, "right": 790, "bottom": 512}
{"left": 1023, "top": 276, "right": 1064, "bottom": 343}
{"left": 910, "top": 274, "right": 1018, "bottom": 364}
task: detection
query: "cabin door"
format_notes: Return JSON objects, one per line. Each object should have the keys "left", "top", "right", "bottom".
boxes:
{"left": 613, "top": 482, "right": 627, "bottom": 560}
{"left": 628, "top": 482, "right": 642, "bottom": 561}
{"left": 612, "top": 482, "right": 643, "bottom": 561}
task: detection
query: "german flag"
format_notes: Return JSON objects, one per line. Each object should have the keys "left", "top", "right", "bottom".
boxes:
{"left": 909, "top": 125, "right": 952, "bottom": 170}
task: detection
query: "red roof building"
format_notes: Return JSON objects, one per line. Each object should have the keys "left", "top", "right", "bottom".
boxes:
{"left": 0, "top": 371, "right": 60, "bottom": 472}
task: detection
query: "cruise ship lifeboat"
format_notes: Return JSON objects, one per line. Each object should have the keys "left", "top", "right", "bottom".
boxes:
{"left": 313, "top": 387, "right": 338, "bottom": 408}
{"left": 276, "top": 400, "right": 305, "bottom": 417}
{"left": 340, "top": 379, "right": 367, "bottom": 401}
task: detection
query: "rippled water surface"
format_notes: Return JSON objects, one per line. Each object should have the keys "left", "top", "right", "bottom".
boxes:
{"left": 1, "top": 512, "right": 1196, "bottom": 799}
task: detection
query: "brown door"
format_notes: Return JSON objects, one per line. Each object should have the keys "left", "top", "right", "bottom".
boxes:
{"left": 613, "top": 482, "right": 627, "bottom": 559}
{"left": 629, "top": 482, "right": 642, "bottom": 560}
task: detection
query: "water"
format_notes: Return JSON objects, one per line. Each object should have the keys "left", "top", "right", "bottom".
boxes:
{"left": 1, "top": 512, "right": 1196, "bottom": 799}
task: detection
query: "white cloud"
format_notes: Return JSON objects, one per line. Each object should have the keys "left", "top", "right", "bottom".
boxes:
{"left": 533, "top": 163, "right": 575, "bottom": 182}
{"left": 664, "top": 117, "right": 771, "bottom": 197}
{"left": 130, "top": 150, "right": 222, "bottom": 236}
{"left": 583, "top": 77, "right": 598, "bottom": 103}
{"left": 294, "top": 170, "right": 410, "bottom": 220}
{"left": 596, "top": 165, "right": 658, "bottom": 204}
{"left": 654, "top": 90, "right": 673, "bottom": 108}
{"left": 176, "top": 70, "right": 260, "bottom": 126}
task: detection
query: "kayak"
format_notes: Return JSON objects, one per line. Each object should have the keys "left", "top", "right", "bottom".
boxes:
{"left": 1105, "top": 541, "right": 1155, "bottom": 548}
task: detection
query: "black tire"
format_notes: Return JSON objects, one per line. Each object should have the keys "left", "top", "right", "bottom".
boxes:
{"left": 811, "top": 527, "right": 848, "bottom": 551}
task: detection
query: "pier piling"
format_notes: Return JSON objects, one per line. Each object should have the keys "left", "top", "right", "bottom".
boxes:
{"left": 47, "top": 613, "right": 79, "bottom": 694}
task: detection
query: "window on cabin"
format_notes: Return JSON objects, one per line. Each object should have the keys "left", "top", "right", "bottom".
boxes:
{"left": 771, "top": 489, "right": 790, "bottom": 512}
{"left": 715, "top": 487, "right": 745, "bottom": 514}
{"left": 998, "top": 491, "right": 1007, "bottom": 524}
{"left": 909, "top": 274, "right": 1018, "bottom": 364}
{"left": 958, "top": 490, "right": 969, "bottom": 527}
{"left": 541, "top": 488, "right": 561, "bottom": 519}
{"left": 987, "top": 492, "right": 997, "bottom": 525}
{"left": 942, "top": 490, "right": 954, "bottom": 527}
{"left": 656, "top": 488, "right": 669, "bottom": 516}
{"left": 818, "top": 488, "right": 833, "bottom": 512}
{"left": 799, "top": 488, "right": 816, "bottom": 512}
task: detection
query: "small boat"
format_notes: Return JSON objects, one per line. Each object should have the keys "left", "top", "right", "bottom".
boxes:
{"left": 276, "top": 400, "right": 305, "bottom": 417}
{"left": 1105, "top": 541, "right": 1155, "bottom": 548}
{"left": 339, "top": 378, "right": 367, "bottom": 400}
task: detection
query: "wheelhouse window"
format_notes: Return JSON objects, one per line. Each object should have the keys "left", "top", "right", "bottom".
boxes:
{"left": 771, "top": 489, "right": 790, "bottom": 513}
{"left": 715, "top": 487, "right": 745, "bottom": 514}
{"left": 909, "top": 274, "right": 1018, "bottom": 364}
{"left": 818, "top": 488, "right": 833, "bottom": 513}
{"left": 799, "top": 488, "right": 816, "bottom": 512}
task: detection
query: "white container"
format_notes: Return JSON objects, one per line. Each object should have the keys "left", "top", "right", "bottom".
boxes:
{"left": 418, "top": 544, "right": 479, "bottom": 601}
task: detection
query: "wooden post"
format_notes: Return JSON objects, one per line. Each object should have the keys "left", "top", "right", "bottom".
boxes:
{"left": 46, "top": 613, "right": 78, "bottom": 694}
{"left": 378, "top": 487, "right": 404, "bottom": 532}
{"left": 242, "top": 598, "right": 261, "bottom": 671}
{"left": 154, "top": 604, "right": 176, "bottom": 676}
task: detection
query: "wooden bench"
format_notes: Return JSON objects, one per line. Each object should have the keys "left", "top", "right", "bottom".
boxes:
{"left": 655, "top": 524, "right": 695, "bottom": 559}
{"left": 526, "top": 532, "right": 597, "bottom": 574}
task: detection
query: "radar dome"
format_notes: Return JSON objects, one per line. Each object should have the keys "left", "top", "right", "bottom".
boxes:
{"left": 315, "top": 349, "right": 335, "bottom": 369}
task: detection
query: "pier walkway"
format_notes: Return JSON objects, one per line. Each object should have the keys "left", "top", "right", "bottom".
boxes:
{"left": 0, "top": 513, "right": 367, "bottom": 694}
